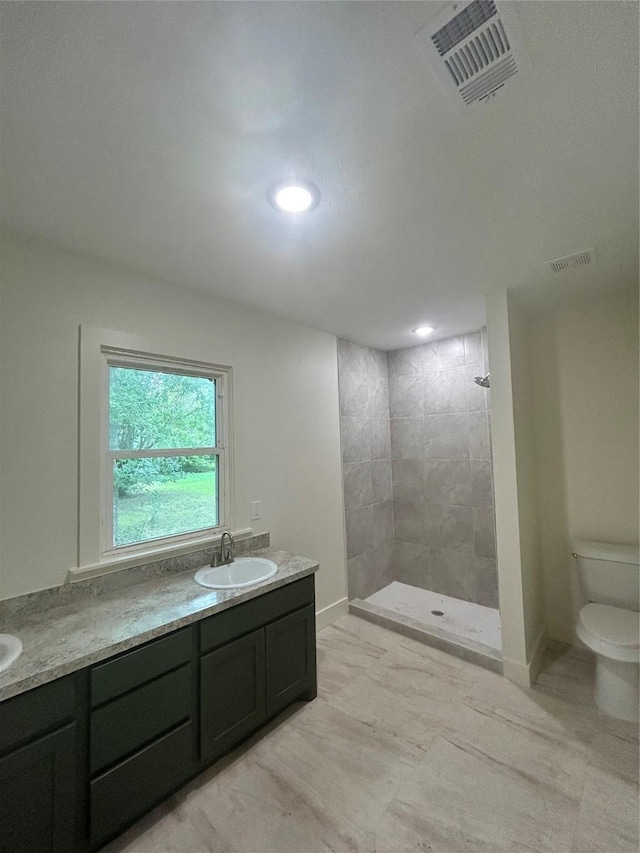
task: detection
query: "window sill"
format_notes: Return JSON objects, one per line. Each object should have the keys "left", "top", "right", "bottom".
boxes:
{"left": 67, "top": 527, "right": 254, "bottom": 584}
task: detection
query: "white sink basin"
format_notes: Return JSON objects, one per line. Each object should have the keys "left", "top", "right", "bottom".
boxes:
{"left": 0, "top": 634, "right": 23, "bottom": 673}
{"left": 194, "top": 557, "right": 277, "bottom": 590}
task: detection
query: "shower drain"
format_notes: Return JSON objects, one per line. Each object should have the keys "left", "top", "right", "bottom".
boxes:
{"left": 431, "top": 610, "right": 444, "bottom": 616}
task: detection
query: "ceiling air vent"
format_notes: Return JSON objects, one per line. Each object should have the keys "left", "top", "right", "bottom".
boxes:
{"left": 544, "top": 248, "right": 596, "bottom": 274}
{"left": 414, "top": 0, "right": 529, "bottom": 108}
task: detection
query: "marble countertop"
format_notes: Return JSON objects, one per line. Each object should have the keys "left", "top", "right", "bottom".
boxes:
{"left": 0, "top": 548, "right": 318, "bottom": 703}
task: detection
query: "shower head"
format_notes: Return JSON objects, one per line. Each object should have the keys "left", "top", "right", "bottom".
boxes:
{"left": 474, "top": 373, "right": 490, "bottom": 388}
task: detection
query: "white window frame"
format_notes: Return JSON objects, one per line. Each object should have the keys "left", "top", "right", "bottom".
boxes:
{"left": 78, "top": 326, "right": 234, "bottom": 575}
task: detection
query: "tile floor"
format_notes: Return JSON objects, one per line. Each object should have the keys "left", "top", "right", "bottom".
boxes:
{"left": 106, "top": 616, "right": 639, "bottom": 853}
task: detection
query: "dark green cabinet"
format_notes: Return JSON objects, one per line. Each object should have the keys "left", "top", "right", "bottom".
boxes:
{"left": 90, "top": 663, "right": 193, "bottom": 774}
{"left": 88, "top": 629, "right": 198, "bottom": 849}
{"left": 200, "top": 629, "right": 266, "bottom": 762}
{"left": 266, "top": 604, "right": 316, "bottom": 716}
{"left": 89, "top": 721, "right": 194, "bottom": 848}
{"left": 200, "top": 576, "right": 314, "bottom": 653}
{"left": 200, "top": 597, "right": 317, "bottom": 761}
{"left": 0, "top": 723, "right": 77, "bottom": 853}
{"left": 90, "top": 628, "right": 192, "bottom": 707}
{"left": 0, "top": 574, "right": 317, "bottom": 852}
{"left": 0, "top": 675, "right": 78, "bottom": 853}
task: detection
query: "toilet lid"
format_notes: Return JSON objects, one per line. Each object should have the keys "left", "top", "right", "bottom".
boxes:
{"left": 580, "top": 603, "right": 640, "bottom": 648}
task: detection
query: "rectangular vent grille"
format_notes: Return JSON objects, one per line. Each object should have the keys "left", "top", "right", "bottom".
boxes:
{"left": 444, "top": 21, "right": 511, "bottom": 85}
{"left": 460, "top": 55, "right": 517, "bottom": 103}
{"left": 414, "top": 1, "right": 528, "bottom": 109}
{"left": 432, "top": 0, "right": 497, "bottom": 57}
{"left": 545, "top": 248, "right": 596, "bottom": 273}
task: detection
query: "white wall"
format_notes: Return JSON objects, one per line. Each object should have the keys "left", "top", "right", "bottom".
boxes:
{"left": 530, "top": 292, "right": 639, "bottom": 644}
{"left": 508, "top": 294, "right": 545, "bottom": 663}
{"left": 0, "top": 231, "right": 347, "bottom": 616}
{"left": 487, "top": 289, "right": 545, "bottom": 687}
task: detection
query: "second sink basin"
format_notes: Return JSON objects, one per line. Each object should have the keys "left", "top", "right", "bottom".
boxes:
{"left": 194, "top": 557, "right": 277, "bottom": 590}
{"left": 0, "top": 634, "right": 23, "bottom": 673}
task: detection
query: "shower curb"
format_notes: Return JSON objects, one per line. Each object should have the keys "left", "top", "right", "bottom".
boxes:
{"left": 349, "top": 598, "right": 503, "bottom": 674}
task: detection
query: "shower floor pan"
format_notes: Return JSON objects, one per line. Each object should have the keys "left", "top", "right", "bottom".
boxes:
{"left": 350, "top": 582, "right": 502, "bottom": 673}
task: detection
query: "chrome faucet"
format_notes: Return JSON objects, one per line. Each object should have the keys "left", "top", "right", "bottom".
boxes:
{"left": 211, "top": 531, "right": 235, "bottom": 567}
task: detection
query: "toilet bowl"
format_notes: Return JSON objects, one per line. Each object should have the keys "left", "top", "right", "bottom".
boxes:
{"left": 577, "top": 603, "right": 639, "bottom": 722}
{"left": 573, "top": 540, "right": 640, "bottom": 723}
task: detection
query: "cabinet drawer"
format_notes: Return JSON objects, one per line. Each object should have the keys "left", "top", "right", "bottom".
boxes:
{"left": 90, "top": 720, "right": 194, "bottom": 847}
{"left": 90, "top": 664, "right": 192, "bottom": 774}
{"left": 0, "top": 676, "right": 75, "bottom": 756}
{"left": 200, "top": 575, "right": 314, "bottom": 653}
{"left": 90, "top": 627, "right": 192, "bottom": 707}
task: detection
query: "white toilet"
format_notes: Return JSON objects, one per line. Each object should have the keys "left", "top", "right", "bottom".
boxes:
{"left": 573, "top": 540, "right": 640, "bottom": 723}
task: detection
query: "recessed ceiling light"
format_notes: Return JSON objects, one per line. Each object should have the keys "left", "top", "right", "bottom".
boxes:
{"left": 413, "top": 326, "right": 434, "bottom": 337}
{"left": 270, "top": 182, "right": 319, "bottom": 213}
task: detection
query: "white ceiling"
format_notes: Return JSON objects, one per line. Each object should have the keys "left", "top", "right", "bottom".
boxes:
{"left": 1, "top": 1, "right": 638, "bottom": 350}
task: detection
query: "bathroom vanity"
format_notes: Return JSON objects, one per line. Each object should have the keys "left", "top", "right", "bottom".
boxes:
{"left": 0, "top": 550, "right": 317, "bottom": 852}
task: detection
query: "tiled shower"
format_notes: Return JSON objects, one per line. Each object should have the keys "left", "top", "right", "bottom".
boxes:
{"left": 338, "top": 330, "right": 499, "bottom": 655}
{"left": 338, "top": 339, "right": 394, "bottom": 599}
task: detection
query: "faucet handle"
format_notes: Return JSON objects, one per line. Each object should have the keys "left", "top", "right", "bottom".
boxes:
{"left": 221, "top": 530, "right": 235, "bottom": 561}
{"left": 211, "top": 531, "right": 234, "bottom": 567}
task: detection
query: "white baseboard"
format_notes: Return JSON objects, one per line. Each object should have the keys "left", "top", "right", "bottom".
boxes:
{"left": 502, "top": 657, "right": 532, "bottom": 689}
{"left": 503, "top": 628, "right": 548, "bottom": 688}
{"left": 316, "top": 597, "right": 349, "bottom": 631}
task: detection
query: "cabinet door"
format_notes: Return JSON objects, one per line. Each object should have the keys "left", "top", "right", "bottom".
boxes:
{"left": 265, "top": 604, "right": 317, "bottom": 717}
{"left": 200, "top": 629, "right": 266, "bottom": 764}
{"left": 0, "top": 723, "right": 76, "bottom": 853}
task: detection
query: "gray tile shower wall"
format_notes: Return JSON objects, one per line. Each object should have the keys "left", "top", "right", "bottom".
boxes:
{"left": 387, "top": 328, "right": 498, "bottom": 608}
{"left": 338, "top": 339, "right": 393, "bottom": 600}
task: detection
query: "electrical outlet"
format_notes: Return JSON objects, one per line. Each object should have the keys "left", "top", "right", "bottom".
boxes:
{"left": 251, "top": 501, "right": 262, "bottom": 521}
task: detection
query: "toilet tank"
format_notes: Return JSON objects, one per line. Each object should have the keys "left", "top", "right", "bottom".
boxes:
{"left": 574, "top": 540, "right": 640, "bottom": 611}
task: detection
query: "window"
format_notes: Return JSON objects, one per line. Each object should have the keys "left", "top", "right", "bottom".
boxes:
{"left": 108, "top": 361, "right": 223, "bottom": 551}
{"left": 78, "top": 327, "right": 233, "bottom": 571}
